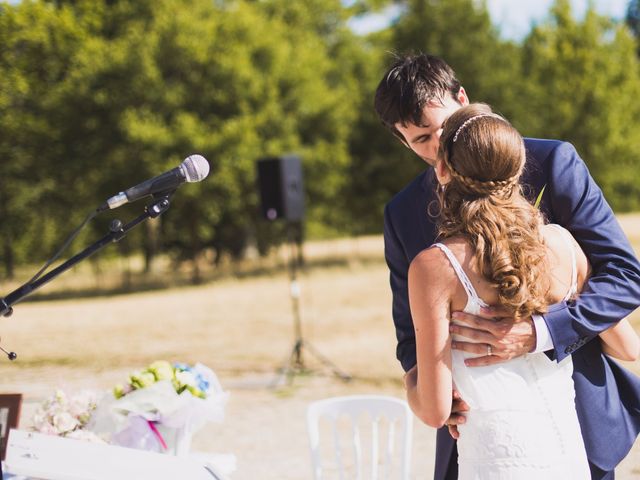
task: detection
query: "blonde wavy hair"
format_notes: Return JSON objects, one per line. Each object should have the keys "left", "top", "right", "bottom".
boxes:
{"left": 436, "top": 103, "right": 549, "bottom": 319}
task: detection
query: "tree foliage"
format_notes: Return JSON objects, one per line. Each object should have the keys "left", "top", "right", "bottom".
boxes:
{"left": 0, "top": 0, "right": 369, "bottom": 279}
{"left": 1, "top": 0, "right": 639, "bottom": 281}
{"left": 0, "top": 1, "right": 87, "bottom": 277}
{"left": 520, "top": 0, "right": 640, "bottom": 209}
{"left": 628, "top": 0, "right": 640, "bottom": 40}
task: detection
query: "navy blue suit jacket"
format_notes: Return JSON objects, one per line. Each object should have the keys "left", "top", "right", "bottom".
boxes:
{"left": 383, "top": 138, "right": 640, "bottom": 478}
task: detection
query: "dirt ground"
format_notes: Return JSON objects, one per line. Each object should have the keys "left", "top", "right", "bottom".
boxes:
{"left": 1, "top": 216, "right": 640, "bottom": 479}
{"left": 5, "top": 370, "right": 640, "bottom": 479}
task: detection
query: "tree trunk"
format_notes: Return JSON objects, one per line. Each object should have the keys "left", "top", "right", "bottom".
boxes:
{"left": 3, "top": 238, "right": 14, "bottom": 280}
{"left": 143, "top": 218, "right": 161, "bottom": 274}
{"left": 189, "top": 216, "right": 201, "bottom": 284}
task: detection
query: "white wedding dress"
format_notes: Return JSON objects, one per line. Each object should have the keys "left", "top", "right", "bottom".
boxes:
{"left": 433, "top": 226, "right": 590, "bottom": 479}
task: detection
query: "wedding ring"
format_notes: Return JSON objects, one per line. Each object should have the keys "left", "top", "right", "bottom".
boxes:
{"left": 487, "top": 345, "right": 492, "bottom": 356}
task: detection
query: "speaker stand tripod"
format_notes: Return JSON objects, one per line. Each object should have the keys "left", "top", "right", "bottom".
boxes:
{"left": 270, "top": 225, "right": 351, "bottom": 388}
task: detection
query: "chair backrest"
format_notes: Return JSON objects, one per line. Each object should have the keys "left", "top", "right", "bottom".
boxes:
{"left": 306, "top": 394, "right": 413, "bottom": 480}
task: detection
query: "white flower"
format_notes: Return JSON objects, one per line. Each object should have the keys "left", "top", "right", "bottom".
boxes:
{"left": 175, "top": 370, "right": 197, "bottom": 388}
{"left": 53, "top": 389, "right": 68, "bottom": 405}
{"left": 148, "top": 361, "right": 175, "bottom": 381}
{"left": 32, "top": 410, "right": 48, "bottom": 430}
{"left": 32, "top": 389, "right": 100, "bottom": 438}
{"left": 130, "top": 371, "right": 156, "bottom": 389}
{"left": 53, "top": 411, "right": 80, "bottom": 433}
{"left": 68, "top": 390, "right": 98, "bottom": 421}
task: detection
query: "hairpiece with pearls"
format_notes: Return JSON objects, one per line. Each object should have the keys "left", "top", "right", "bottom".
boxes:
{"left": 452, "top": 114, "right": 500, "bottom": 142}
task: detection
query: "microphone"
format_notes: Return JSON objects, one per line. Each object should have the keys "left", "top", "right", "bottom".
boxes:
{"left": 100, "top": 154, "right": 210, "bottom": 210}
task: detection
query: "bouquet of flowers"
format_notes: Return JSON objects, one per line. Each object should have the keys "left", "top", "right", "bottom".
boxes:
{"left": 32, "top": 389, "right": 104, "bottom": 443}
{"left": 88, "top": 361, "right": 228, "bottom": 456}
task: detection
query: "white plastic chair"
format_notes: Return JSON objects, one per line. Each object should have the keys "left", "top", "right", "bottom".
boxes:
{"left": 306, "top": 395, "right": 413, "bottom": 480}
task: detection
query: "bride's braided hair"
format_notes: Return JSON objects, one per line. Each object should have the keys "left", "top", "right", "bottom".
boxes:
{"left": 436, "top": 104, "right": 550, "bottom": 319}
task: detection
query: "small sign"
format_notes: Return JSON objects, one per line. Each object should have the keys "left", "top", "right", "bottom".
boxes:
{"left": 0, "top": 394, "right": 21, "bottom": 461}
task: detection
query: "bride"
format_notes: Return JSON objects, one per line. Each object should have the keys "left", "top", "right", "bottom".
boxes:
{"left": 405, "top": 103, "right": 639, "bottom": 479}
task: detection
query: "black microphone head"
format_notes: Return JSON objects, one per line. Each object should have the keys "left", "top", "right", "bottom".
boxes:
{"left": 181, "top": 154, "right": 210, "bottom": 183}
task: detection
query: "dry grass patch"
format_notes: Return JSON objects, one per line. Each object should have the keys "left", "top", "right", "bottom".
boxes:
{"left": 1, "top": 221, "right": 640, "bottom": 478}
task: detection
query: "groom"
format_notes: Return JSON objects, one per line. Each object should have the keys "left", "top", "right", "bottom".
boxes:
{"left": 374, "top": 53, "right": 640, "bottom": 479}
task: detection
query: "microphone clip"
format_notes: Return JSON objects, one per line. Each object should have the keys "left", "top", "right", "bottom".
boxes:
{"left": 0, "top": 298, "right": 12, "bottom": 318}
{"left": 146, "top": 195, "right": 172, "bottom": 218}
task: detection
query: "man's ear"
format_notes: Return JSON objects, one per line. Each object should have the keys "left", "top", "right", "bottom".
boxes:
{"left": 457, "top": 87, "right": 469, "bottom": 106}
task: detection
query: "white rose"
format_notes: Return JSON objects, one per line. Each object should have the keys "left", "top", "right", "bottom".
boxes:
{"left": 32, "top": 410, "right": 49, "bottom": 431}
{"left": 53, "top": 412, "right": 79, "bottom": 433}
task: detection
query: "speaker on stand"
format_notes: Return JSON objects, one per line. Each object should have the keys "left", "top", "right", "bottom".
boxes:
{"left": 256, "top": 155, "right": 351, "bottom": 386}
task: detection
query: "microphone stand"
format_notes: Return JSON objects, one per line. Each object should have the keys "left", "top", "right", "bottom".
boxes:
{"left": 0, "top": 196, "right": 172, "bottom": 319}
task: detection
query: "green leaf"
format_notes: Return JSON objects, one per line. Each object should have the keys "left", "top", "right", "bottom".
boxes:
{"left": 534, "top": 185, "right": 546, "bottom": 209}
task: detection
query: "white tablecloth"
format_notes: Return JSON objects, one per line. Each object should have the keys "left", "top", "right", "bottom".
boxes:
{"left": 4, "top": 429, "right": 235, "bottom": 479}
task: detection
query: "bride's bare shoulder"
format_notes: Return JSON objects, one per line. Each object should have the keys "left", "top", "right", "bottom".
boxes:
{"left": 409, "top": 238, "right": 466, "bottom": 283}
{"left": 410, "top": 245, "right": 445, "bottom": 270}
{"left": 541, "top": 224, "right": 579, "bottom": 260}
{"left": 541, "top": 224, "right": 590, "bottom": 294}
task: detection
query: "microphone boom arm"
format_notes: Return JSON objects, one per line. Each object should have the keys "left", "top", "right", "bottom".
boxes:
{"left": 0, "top": 196, "right": 172, "bottom": 318}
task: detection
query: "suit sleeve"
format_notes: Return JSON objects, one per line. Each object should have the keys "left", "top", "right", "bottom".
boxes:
{"left": 384, "top": 203, "right": 417, "bottom": 372}
{"left": 543, "top": 142, "right": 640, "bottom": 362}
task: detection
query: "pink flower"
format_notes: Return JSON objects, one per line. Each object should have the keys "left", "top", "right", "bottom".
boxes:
{"left": 32, "top": 389, "right": 99, "bottom": 438}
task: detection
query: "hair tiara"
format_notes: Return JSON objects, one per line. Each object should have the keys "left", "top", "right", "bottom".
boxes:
{"left": 452, "top": 113, "right": 502, "bottom": 143}
{"left": 443, "top": 110, "right": 522, "bottom": 197}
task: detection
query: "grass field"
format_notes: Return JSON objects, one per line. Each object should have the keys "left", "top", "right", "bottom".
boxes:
{"left": 1, "top": 213, "right": 640, "bottom": 478}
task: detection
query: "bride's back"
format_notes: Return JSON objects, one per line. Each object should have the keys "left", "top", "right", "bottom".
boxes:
{"left": 441, "top": 224, "right": 590, "bottom": 315}
{"left": 435, "top": 226, "right": 593, "bottom": 480}
{"left": 433, "top": 103, "right": 583, "bottom": 319}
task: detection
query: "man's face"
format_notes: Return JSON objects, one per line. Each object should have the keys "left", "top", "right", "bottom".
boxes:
{"left": 394, "top": 89, "right": 468, "bottom": 167}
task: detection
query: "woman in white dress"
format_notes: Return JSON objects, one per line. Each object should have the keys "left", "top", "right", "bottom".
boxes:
{"left": 405, "top": 103, "right": 640, "bottom": 479}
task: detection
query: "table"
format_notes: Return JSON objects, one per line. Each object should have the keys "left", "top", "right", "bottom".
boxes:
{"left": 3, "top": 430, "right": 235, "bottom": 479}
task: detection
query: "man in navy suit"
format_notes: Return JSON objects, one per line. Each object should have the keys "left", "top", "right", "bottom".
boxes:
{"left": 374, "top": 53, "right": 640, "bottom": 479}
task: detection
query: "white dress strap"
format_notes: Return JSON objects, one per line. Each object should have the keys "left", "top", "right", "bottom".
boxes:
{"left": 547, "top": 224, "right": 578, "bottom": 301}
{"left": 432, "top": 243, "right": 489, "bottom": 308}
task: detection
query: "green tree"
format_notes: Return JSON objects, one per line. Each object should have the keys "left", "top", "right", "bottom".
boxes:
{"left": 391, "top": 0, "right": 521, "bottom": 115}
{"left": 520, "top": 0, "right": 640, "bottom": 210}
{"left": 627, "top": 0, "right": 640, "bottom": 39}
{"left": 253, "top": 0, "right": 370, "bottom": 236}
{"left": 343, "top": 0, "right": 523, "bottom": 234}
{"left": 0, "top": 1, "right": 87, "bottom": 278}
{"left": 343, "top": 45, "right": 421, "bottom": 235}
{"left": 41, "top": 0, "right": 371, "bottom": 278}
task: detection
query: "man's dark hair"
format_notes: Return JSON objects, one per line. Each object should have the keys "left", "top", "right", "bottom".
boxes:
{"left": 374, "top": 53, "right": 462, "bottom": 141}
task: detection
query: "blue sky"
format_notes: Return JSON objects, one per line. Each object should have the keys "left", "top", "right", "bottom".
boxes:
{"left": 349, "top": 0, "right": 630, "bottom": 40}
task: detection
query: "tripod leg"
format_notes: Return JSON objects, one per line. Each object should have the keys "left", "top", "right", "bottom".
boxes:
{"left": 269, "top": 339, "right": 304, "bottom": 388}
{"left": 301, "top": 339, "right": 352, "bottom": 382}
{"left": 269, "top": 223, "right": 351, "bottom": 386}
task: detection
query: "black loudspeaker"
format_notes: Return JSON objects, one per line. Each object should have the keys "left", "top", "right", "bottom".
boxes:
{"left": 257, "top": 155, "right": 305, "bottom": 221}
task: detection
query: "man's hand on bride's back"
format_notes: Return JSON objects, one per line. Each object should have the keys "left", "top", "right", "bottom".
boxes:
{"left": 449, "top": 306, "right": 537, "bottom": 367}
